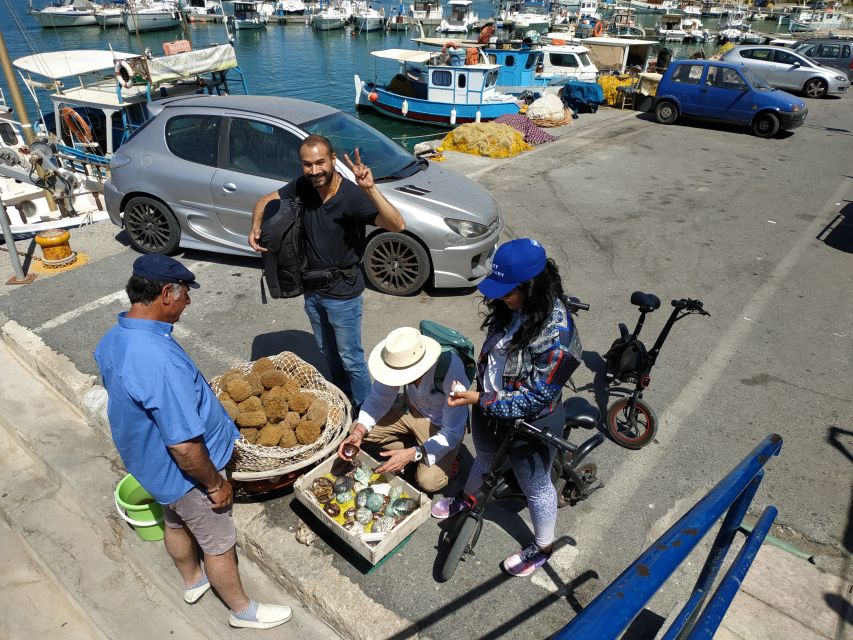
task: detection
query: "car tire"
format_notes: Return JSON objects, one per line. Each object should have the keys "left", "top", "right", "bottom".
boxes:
{"left": 123, "top": 196, "right": 181, "bottom": 255}
{"left": 803, "top": 78, "right": 828, "bottom": 99}
{"left": 364, "top": 232, "right": 430, "bottom": 296}
{"left": 655, "top": 100, "right": 678, "bottom": 125}
{"left": 752, "top": 112, "right": 780, "bottom": 138}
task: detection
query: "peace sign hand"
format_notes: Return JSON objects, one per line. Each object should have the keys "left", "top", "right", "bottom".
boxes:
{"left": 342, "top": 148, "right": 375, "bottom": 190}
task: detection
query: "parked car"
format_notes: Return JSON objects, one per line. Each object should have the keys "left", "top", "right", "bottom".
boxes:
{"left": 721, "top": 45, "right": 850, "bottom": 98}
{"left": 653, "top": 60, "right": 808, "bottom": 137}
{"left": 791, "top": 38, "right": 853, "bottom": 80}
{"left": 104, "top": 95, "right": 503, "bottom": 296}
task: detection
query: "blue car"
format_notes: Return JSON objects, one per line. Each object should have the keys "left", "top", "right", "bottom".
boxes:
{"left": 654, "top": 60, "right": 808, "bottom": 138}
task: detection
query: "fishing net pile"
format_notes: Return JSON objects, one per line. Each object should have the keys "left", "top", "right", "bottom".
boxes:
{"left": 524, "top": 95, "right": 573, "bottom": 128}
{"left": 441, "top": 123, "right": 532, "bottom": 159}
{"left": 597, "top": 75, "right": 636, "bottom": 106}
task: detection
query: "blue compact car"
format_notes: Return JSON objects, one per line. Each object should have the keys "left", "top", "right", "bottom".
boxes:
{"left": 653, "top": 60, "right": 808, "bottom": 138}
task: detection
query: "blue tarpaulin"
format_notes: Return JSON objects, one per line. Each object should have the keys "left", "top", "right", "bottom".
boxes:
{"left": 560, "top": 80, "right": 605, "bottom": 114}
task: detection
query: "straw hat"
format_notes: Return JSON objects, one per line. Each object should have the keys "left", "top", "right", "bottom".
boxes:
{"left": 368, "top": 327, "right": 442, "bottom": 387}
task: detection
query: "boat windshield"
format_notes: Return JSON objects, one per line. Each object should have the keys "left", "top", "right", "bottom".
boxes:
{"left": 741, "top": 67, "right": 772, "bottom": 89}
{"left": 302, "top": 111, "right": 424, "bottom": 181}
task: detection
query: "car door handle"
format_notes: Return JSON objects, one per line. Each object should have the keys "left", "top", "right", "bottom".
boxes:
{"left": 222, "top": 182, "right": 237, "bottom": 193}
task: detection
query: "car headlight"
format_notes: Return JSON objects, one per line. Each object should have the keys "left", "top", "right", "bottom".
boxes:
{"left": 791, "top": 105, "right": 800, "bottom": 112}
{"left": 110, "top": 153, "right": 132, "bottom": 169}
{"left": 835, "top": 75, "right": 846, "bottom": 81}
{"left": 444, "top": 218, "right": 490, "bottom": 239}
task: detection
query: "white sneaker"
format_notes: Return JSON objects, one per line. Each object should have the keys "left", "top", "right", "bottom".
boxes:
{"left": 228, "top": 603, "right": 293, "bottom": 629}
{"left": 183, "top": 580, "right": 211, "bottom": 604}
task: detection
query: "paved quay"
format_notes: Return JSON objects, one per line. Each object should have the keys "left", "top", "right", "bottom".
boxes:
{"left": 1, "top": 100, "right": 852, "bottom": 639}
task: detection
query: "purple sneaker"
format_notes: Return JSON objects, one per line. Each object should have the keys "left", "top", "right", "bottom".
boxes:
{"left": 431, "top": 495, "right": 468, "bottom": 519}
{"left": 502, "top": 544, "right": 551, "bottom": 577}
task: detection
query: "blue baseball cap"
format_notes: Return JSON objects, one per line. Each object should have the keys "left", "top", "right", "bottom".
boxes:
{"left": 478, "top": 238, "right": 547, "bottom": 300}
{"left": 132, "top": 254, "right": 200, "bottom": 289}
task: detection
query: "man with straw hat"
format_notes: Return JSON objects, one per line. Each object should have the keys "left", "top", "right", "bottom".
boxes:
{"left": 337, "top": 327, "right": 469, "bottom": 492}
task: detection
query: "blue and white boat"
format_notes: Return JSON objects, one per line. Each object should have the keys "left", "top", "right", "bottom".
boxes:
{"left": 354, "top": 48, "right": 522, "bottom": 127}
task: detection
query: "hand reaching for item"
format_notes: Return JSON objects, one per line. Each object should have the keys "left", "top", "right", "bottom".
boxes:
{"left": 375, "top": 447, "right": 417, "bottom": 474}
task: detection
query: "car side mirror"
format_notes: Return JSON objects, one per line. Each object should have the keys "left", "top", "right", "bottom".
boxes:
{"left": 792, "top": 62, "right": 801, "bottom": 68}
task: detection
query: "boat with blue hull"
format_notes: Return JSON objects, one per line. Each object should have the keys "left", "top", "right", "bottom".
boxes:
{"left": 354, "top": 49, "right": 521, "bottom": 126}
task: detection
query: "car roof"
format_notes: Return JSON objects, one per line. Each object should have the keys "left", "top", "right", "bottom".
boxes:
{"left": 156, "top": 95, "right": 340, "bottom": 125}
{"left": 728, "top": 44, "right": 802, "bottom": 53}
{"left": 669, "top": 59, "right": 742, "bottom": 70}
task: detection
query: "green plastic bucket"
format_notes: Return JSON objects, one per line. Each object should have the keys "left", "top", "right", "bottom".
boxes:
{"left": 114, "top": 474, "right": 165, "bottom": 542}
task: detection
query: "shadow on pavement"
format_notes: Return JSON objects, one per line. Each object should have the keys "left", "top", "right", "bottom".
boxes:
{"left": 816, "top": 202, "right": 853, "bottom": 253}
{"left": 250, "top": 330, "right": 329, "bottom": 378}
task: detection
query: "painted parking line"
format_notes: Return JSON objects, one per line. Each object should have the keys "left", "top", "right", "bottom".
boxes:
{"left": 171, "top": 324, "right": 244, "bottom": 370}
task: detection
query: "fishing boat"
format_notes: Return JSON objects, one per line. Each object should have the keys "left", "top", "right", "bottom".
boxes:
{"left": 94, "top": 4, "right": 124, "bottom": 26}
{"left": 437, "top": 0, "right": 477, "bottom": 33}
{"left": 183, "top": 0, "right": 223, "bottom": 19}
{"left": 539, "top": 40, "right": 599, "bottom": 81}
{"left": 720, "top": 8, "right": 749, "bottom": 29}
{"left": 311, "top": 1, "right": 351, "bottom": 29}
{"left": 655, "top": 13, "right": 687, "bottom": 41}
{"left": 680, "top": 15, "right": 709, "bottom": 41}
{"left": 27, "top": 0, "right": 98, "bottom": 27}
{"left": 410, "top": 0, "right": 441, "bottom": 21}
{"left": 122, "top": 0, "right": 182, "bottom": 32}
{"left": 227, "top": 0, "right": 268, "bottom": 29}
{"left": 354, "top": 48, "right": 522, "bottom": 126}
{"left": 274, "top": 0, "right": 306, "bottom": 15}
{"left": 500, "top": 1, "right": 552, "bottom": 35}
{"left": 385, "top": 5, "right": 414, "bottom": 30}
{"left": 578, "top": 0, "right": 601, "bottom": 20}
{"left": 354, "top": 1, "right": 385, "bottom": 31}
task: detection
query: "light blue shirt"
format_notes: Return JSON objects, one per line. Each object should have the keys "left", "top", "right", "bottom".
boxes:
{"left": 357, "top": 352, "right": 470, "bottom": 466}
{"left": 94, "top": 313, "right": 239, "bottom": 505}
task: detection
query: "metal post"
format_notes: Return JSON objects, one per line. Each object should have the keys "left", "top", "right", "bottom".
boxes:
{"left": 0, "top": 201, "right": 36, "bottom": 285}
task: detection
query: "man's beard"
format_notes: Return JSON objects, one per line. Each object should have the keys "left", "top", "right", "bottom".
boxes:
{"left": 310, "top": 169, "right": 334, "bottom": 188}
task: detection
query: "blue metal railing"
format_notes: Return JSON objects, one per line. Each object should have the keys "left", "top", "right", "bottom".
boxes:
{"left": 555, "top": 433, "right": 783, "bottom": 640}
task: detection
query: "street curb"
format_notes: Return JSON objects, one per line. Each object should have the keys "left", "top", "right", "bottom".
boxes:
{"left": 0, "top": 316, "right": 425, "bottom": 640}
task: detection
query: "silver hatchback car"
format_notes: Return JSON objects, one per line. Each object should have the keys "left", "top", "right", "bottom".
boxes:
{"left": 104, "top": 95, "right": 502, "bottom": 296}
{"left": 721, "top": 45, "right": 850, "bottom": 98}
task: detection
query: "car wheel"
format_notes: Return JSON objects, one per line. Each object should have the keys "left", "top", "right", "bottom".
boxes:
{"left": 655, "top": 100, "right": 678, "bottom": 125}
{"left": 123, "top": 196, "right": 181, "bottom": 254}
{"left": 364, "top": 232, "right": 430, "bottom": 296}
{"left": 803, "top": 78, "right": 828, "bottom": 99}
{"left": 752, "top": 112, "right": 780, "bottom": 138}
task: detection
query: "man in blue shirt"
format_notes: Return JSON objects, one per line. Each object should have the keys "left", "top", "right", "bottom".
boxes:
{"left": 94, "top": 254, "right": 291, "bottom": 630}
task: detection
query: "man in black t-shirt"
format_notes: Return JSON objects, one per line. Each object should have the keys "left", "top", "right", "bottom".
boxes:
{"left": 249, "top": 135, "right": 404, "bottom": 408}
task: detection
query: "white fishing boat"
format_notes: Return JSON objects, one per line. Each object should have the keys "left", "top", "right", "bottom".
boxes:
{"left": 539, "top": 41, "right": 599, "bottom": 81}
{"left": 410, "top": 0, "right": 441, "bottom": 20}
{"left": 655, "top": 13, "right": 687, "bottom": 40}
{"left": 437, "top": 0, "right": 477, "bottom": 33}
{"left": 122, "top": 0, "right": 182, "bottom": 32}
{"left": 354, "top": 1, "right": 384, "bottom": 31}
{"left": 578, "top": 0, "right": 600, "bottom": 20}
{"left": 183, "top": 0, "right": 223, "bottom": 17}
{"left": 274, "top": 0, "right": 306, "bottom": 14}
{"left": 94, "top": 4, "right": 124, "bottom": 26}
{"left": 680, "top": 15, "right": 709, "bottom": 41}
{"left": 500, "top": 1, "right": 552, "bottom": 34}
{"left": 385, "top": 4, "right": 414, "bottom": 30}
{"left": 227, "top": 0, "right": 268, "bottom": 28}
{"left": 720, "top": 8, "right": 749, "bottom": 29}
{"left": 312, "top": 1, "right": 351, "bottom": 29}
{"left": 28, "top": 0, "right": 98, "bottom": 27}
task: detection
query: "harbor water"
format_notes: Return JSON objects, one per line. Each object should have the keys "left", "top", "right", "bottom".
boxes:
{"left": 0, "top": 0, "right": 823, "bottom": 149}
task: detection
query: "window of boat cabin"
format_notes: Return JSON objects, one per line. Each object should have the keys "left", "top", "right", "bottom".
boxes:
{"left": 432, "top": 70, "right": 453, "bottom": 87}
{"left": 165, "top": 115, "right": 220, "bottom": 167}
{"left": 550, "top": 53, "right": 579, "bottom": 68}
{"left": 227, "top": 118, "right": 302, "bottom": 181}
{"left": 458, "top": 74, "right": 467, "bottom": 88}
{"left": 485, "top": 68, "right": 499, "bottom": 87}
{"left": 505, "top": 55, "right": 515, "bottom": 67}
{"left": 525, "top": 52, "right": 541, "bottom": 70}
{"left": 670, "top": 63, "right": 704, "bottom": 84}
{"left": 0, "top": 123, "right": 17, "bottom": 145}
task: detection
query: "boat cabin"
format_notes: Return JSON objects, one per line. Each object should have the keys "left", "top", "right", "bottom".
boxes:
{"left": 539, "top": 42, "right": 599, "bottom": 81}
{"left": 581, "top": 36, "right": 657, "bottom": 73}
{"left": 232, "top": 1, "right": 263, "bottom": 20}
{"left": 446, "top": 0, "right": 474, "bottom": 25}
{"left": 410, "top": 0, "right": 441, "bottom": 19}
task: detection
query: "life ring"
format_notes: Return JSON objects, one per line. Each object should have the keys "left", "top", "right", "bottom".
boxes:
{"left": 61, "top": 107, "right": 94, "bottom": 144}
{"left": 478, "top": 24, "right": 495, "bottom": 44}
{"left": 114, "top": 60, "right": 133, "bottom": 89}
{"left": 593, "top": 22, "right": 604, "bottom": 36}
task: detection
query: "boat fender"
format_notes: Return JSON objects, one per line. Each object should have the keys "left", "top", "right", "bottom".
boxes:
{"left": 450, "top": 107, "right": 457, "bottom": 125}
{"left": 475, "top": 109, "right": 481, "bottom": 123}
{"left": 115, "top": 60, "right": 133, "bottom": 89}
{"left": 368, "top": 91, "right": 379, "bottom": 102}
{"left": 61, "top": 107, "right": 95, "bottom": 144}
{"left": 593, "top": 22, "right": 604, "bottom": 36}
{"left": 402, "top": 99, "right": 409, "bottom": 116}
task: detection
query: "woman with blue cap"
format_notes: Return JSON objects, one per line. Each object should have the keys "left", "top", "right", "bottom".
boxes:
{"left": 431, "top": 238, "right": 583, "bottom": 577}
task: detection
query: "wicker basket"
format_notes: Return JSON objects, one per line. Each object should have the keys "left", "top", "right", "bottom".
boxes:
{"left": 210, "top": 352, "right": 351, "bottom": 475}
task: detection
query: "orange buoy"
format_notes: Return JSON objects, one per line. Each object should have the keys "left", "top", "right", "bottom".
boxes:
{"left": 368, "top": 92, "right": 379, "bottom": 102}
{"left": 593, "top": 22, "right": 604, "bottom": 36}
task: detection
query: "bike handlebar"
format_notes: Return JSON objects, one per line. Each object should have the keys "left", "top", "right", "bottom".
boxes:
{"left": 671, "top": 298, "right": 710, "bottom": 316}
{"left": 566, "top": 296, "right": 590, "bottom": 313}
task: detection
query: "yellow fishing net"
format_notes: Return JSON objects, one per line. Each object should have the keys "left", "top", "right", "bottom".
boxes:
{"left": 440, "top": 123, "right": 532, "bottom": 159}
{"left": 598, "top": 75, "right": 635, "bottom": 106}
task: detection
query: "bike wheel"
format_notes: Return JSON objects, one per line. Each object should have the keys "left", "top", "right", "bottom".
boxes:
{"left": 439, "top": 516, "right": 479, "bottom": 582}
{"left": 607, "top": 398, "right": 658, "bottom": 450}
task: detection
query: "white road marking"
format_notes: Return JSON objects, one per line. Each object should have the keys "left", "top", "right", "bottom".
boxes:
{"left": 35, "top": 290, "right": 128, "bottom": 334}
{"left": 591, "top": 179, "right": 851, "bottom": 549}
{"left": 171, "top": 324, "right": 244, "bottom": 369}
{"left": 532, "top": 544, "right": 579, "bottom": 593}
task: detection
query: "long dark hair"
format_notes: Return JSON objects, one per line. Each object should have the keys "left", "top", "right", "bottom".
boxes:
{"left": 481, "top": 258, "right": 565, "bottom": 349}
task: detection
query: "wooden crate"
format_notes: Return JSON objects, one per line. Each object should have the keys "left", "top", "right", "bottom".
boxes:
{"left": 294, "top": 450, "right": 432, "bottom": 565}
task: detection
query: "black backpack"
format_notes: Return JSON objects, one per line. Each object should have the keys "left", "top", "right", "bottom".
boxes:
{"left": 259, "top": 197, "right": 306, "bottom": 302}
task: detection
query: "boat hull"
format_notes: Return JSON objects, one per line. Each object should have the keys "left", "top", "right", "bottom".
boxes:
{"left": 122, "top": 11, "right": 182, "bottom": 32}
{"left": 356, "top": 16, "right": 384, "bottom": 31}
{"left": 31, "top": 11, "right": 97, "bottom": 27}
{"left": 95, "top": 11, "right": 124, "bottom": 26}
{"left": 232, "top": 18, "right": 267, "bottom": 29}
{"left": 313, "top": 16, "right": 347, "bottom": 29}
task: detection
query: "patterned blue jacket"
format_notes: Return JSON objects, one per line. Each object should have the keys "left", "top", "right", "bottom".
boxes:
{"left": 478, "top": 298, "right": 582, "bottom": 421}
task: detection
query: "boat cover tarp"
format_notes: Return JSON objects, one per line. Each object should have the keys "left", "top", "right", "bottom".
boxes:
{"left": 371, "top": 49, "right": 433, "bottom": 63}
{"left": 145, "top": 44, "right": 238, "bottom": 85}
{"left": 560, "top": 79, "right": 604, "bottom": 113}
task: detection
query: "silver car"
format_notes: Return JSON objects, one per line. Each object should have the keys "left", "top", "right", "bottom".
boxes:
{"left": 721, "top": 45, "right": 850, "bottom": 98}
{"left": 104, "top": 95, "right": 502, "bottom": 296}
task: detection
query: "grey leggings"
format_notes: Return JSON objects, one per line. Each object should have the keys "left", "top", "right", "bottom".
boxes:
{"left": 462, "top": 404, "right": 563, "bottom": 549}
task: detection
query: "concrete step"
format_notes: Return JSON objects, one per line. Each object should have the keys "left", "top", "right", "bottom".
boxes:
{"left": 0, "top": 340, "right": 339, "bottom": 640}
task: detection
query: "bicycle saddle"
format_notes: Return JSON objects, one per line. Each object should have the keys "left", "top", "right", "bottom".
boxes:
{"left": 563, "top": 396, "right": 600, "bottom": 429}
{"left": 630, "top": 291, "right": 661, "bottom": 312}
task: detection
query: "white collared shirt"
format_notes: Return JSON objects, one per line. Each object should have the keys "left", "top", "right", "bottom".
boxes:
{"left": 483, "top": 312, "right": 523, "bottom": 393}
{"left": 357, "top": 352, "right": 470, "bottom": 466}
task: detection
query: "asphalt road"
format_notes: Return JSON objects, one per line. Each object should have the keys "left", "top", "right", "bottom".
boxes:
{"left": 1, "top": 96, "right": 851, "bottom": 639}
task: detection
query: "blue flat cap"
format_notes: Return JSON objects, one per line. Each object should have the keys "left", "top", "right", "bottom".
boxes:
{"left": 132, "top": 254, "right": 200, "bottom": 289}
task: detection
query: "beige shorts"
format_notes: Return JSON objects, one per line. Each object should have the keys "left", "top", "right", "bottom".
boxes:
{"left": 163, "top": 475, "right": 236, "bottom": 556}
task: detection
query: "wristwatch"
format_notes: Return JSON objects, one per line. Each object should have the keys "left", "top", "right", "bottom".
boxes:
{"left": 413, "top": 445, "right": 424, "bottom": 462}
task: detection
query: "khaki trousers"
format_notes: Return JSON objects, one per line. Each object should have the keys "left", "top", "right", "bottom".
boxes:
{"left": 364, "top": 403, "right": 458, "bottom": 493}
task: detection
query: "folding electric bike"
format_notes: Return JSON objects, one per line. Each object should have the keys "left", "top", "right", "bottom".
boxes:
{"left": 603, "top": 292, "right": 710, "bottom": 450}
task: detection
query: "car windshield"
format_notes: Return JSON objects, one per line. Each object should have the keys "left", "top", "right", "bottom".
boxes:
{"left": 741, "top": 67, "right": 772, "bottom": 89}
{"left": 302, "top": 112, "right": 425, "bottom": 181}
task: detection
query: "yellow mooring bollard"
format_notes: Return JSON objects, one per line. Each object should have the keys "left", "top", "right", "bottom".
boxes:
{"left": 34, "top": 229, "right": 78, "bottom": 269}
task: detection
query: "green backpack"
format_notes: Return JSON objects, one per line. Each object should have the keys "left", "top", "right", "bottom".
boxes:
{"left": 418, "top": 320, "right": 477, "bottom": 395}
